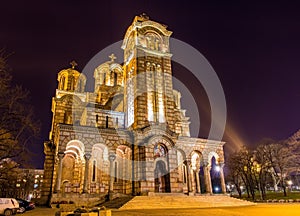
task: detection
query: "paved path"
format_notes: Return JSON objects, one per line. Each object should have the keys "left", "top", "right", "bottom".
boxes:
{"left": 22, "top": 207, "right": 57, "bottom": 216}
{"left": 23, "top": 204, "right": 300, "bottom": 216}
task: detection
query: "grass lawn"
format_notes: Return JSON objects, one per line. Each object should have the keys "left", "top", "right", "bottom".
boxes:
{"left": 232, "top": 191, "right": 300, "bottom": 201}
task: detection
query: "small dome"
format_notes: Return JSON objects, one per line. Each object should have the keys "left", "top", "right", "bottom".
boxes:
{"left": 57, "top": 61, "right": 86, "bottom": 92}
{"left": 94, "top": 54, "right": 123, "bottom": 91}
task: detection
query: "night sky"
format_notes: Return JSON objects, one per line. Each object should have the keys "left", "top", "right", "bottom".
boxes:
{"left": 1, "top": 1, "right": 300, "bottom": 168}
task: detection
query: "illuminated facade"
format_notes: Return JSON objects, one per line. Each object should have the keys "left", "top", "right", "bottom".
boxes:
{"left": 41, "top": 14, "right": 225, "bottom": 205}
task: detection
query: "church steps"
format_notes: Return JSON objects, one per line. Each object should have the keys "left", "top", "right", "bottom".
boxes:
{"left": 119, "top": 195, "right": 255, "bottom": 210}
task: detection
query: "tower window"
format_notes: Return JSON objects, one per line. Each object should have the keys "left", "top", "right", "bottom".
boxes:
{"left": 106, "top": 116, "right": 109, "bottom": 128}
{"left": 92, "top": 160, "right": 96, "bottom": 182}
{"left": 60, "top": 76, "right": 66, "bottom": 90}
{"left": 69, "top": 76, "right": 75, "bottom": 90}
{"left": 114, "top": 161, "right": 118, "bottom": 182}
{"left": 114, "top": 72, "right": 118, "bottom": 86}
{"left": 103, "top": 73, "right": 106, "bottom": 85}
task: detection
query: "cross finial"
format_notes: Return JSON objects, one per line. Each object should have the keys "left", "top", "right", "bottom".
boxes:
{"left": 140, "top": 13, "right": 149, "bottom": 20}
{"left": 70, "top": 60, "right": 78, "bottom": 69}
{"left": 109, "top": 54, "right": 116, "bottom": 62}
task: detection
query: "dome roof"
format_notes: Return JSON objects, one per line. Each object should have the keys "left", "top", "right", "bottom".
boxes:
{"left": 94, "top": 54, "right": 122, "bottom": 77}
{"left": 57, "top": 60, "right": 86, "bottom": 92}
{"left": 58, "top": 61, "right": 83, "bottom": 79}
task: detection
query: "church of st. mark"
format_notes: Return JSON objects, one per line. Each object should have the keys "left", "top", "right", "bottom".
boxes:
{"left": 40, "top": 14, "right": 226, "bottom": 205}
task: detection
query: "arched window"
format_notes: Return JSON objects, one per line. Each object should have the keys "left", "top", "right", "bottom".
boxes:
{"left": 60, "top": 76, "right": 66, "bottom": 90}
{"left": 146, "top": 33, "right": 162, "bottom": 51}
{"left": 103, "top": 73, "right": 106, "bottom": 85}
{"left": 69, "top": 76, "right": 74, "bottom": 90}
{"left": 92, "top": 160, "right": 96, "bottom": 182}
{"left": 75, "top": 78, "right": 83, "bottom": 92}
{"left": 114, "top": 72, "right": 118, "bottom": 86}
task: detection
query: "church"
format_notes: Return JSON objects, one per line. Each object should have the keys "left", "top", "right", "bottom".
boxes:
{"left": 40, "top": 14, "right": 226, "bottom": 205}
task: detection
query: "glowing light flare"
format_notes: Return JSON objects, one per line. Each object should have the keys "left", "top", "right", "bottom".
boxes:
{"left": 215, "top": 165, "right": 221, "bottom": 172}
{"left": 224, "top": 123, "right": 247, "bottom": 151}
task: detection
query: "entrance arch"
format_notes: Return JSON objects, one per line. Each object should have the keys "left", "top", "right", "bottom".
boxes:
{"left": 154, "top": 160, "right": 171, "bottom": 193}
{"left": 210, "top": 156, "right": 222, "bottom": 194}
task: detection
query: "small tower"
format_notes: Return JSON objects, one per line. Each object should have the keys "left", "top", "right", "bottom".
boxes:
{"left": 49, "top": 61, "right": 86, "bottom": 140}
{"left": 94, "top": 54, "right": 123, "bottom": 90}
{"left": 57, "top": 61, "right": 86, "bottom": 93}
{"left": 93, "top": 54, "right": 124, "bottom": 108}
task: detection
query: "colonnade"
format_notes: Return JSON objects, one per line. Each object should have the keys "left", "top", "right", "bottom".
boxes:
{"left": 54, "top": 153, "right": 226, "bottom": 195}
{"left": 184, "top": 159, "right": 226, "bottom": 194}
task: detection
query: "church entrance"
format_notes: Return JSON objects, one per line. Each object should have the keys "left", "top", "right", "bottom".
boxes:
{"left": 154, "top": 160, "right": 171, "bottom": 193}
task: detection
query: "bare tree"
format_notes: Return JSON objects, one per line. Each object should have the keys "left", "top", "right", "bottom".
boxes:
{"left": 0, "top": 50, "right": 40, "bottom": 189}
{"left": 227, "top": 138, "right": 297, "bottom": 200}
{"left": 264, "top": 142, "right": 295, "bottom": 196}
{"left": 227, "top": 147, "right": 258, "bottom": 200}
{"left": 226, "top": 153, "right": 243, "bottom": 197}
{"left": 253, "top": 143, "right": 274, "bottom": 200}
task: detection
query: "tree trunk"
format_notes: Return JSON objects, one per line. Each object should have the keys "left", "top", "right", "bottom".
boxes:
{"left": 283, "top": 185, "right": 287, "bottom": 197}
{"left": 235, "top": 183, "right": 242, "bottom": 198}
{"left": 251, "top": 190, "right": 255, "bottom": 200}
{"left": 271, "top": 172, "right": 278, "bottom": 191}
{"left": 281, "top": 178, "right": 287, "bottom": 196}
{"left": 246, "top": 186, "right": 250, "bottom": 198}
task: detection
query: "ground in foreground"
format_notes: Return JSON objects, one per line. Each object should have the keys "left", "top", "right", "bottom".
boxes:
{"left": 23, "top": 204, "right": 300, "bottom": 216}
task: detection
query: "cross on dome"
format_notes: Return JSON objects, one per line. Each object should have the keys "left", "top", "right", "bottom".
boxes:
{"left": 140, "top": 13, "right": 149, "bottom": 20}
{"left": 70, "top": 60, "right": 78, "bottom": 69}
{"left": 109, "top": 54, "right": 116, "bottom": 62}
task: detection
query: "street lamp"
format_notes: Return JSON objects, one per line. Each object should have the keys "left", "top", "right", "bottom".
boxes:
{"left": 287, "top": 180, "right": 293, "bottom": 191}
{"left": 215, "top": 165, "right": 221, "bottom": 172}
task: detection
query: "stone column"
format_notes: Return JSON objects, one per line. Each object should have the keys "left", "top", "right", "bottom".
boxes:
{"left": 219, "top": 163, "right": 226, "bottom": 194}
{"left": 195, "top": 167, "right": 201, "bottom": 193}
{"left": 191, "top": 169, "right": 196, "bottom": 193}
{"left": 55, "top": 152, "right": 65, "bottom": 193}
{"left": 83, "top": 153, "right": 91, "bottom": 193}
{"left": 108, "top": 153, "right": 116, "bottom": 199}
{"left": 203, "top": 163, "right": 212, "bottom": 194}
{"left": 184, "top": 160, "right": 192, "bottom": 193}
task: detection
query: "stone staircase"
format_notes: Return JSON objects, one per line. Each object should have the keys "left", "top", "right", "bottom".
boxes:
{"left": 98, "top": 196, "right": 134, "bottom": 209}
{"left": 119, "top": 194, "right": 255, "bottom": 210}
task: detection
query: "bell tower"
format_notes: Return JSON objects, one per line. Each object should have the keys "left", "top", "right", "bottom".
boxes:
{"left": 122, "top": 14, "right": 175, "bottom": 130}
{"left": 49, "top": 61, "right": 86, "bottom": 140}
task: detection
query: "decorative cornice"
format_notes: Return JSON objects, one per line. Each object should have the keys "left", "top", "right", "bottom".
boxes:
{"left": 136, "top": 46, "right": 173, "bottom": 57}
